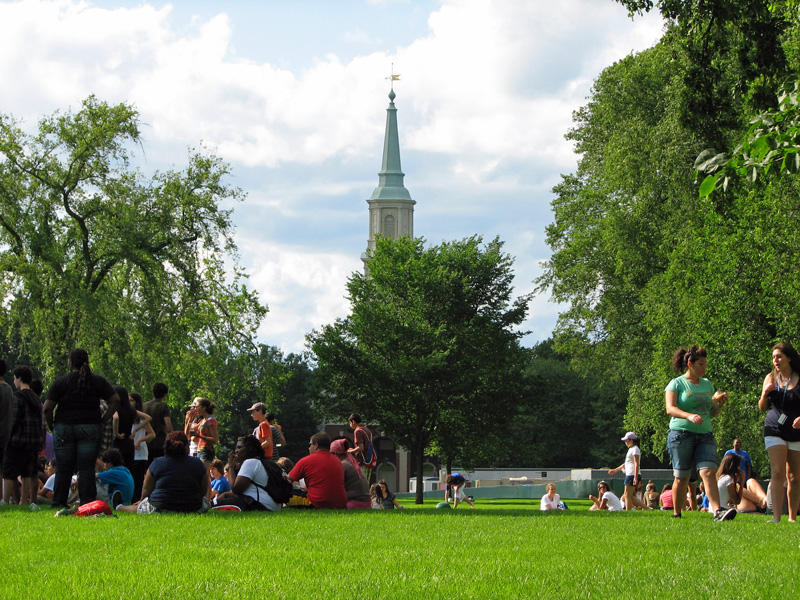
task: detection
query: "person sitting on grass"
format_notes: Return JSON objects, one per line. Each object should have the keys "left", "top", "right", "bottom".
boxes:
{"left": 589, "top": 481, "right": 622, "bottom": 511}
{"left": 717, "top": 453, "right": 767, "bottom": 514}
{"left": 288, "top": 433, "right": 347, "bottom": 509}
{"left": 370, "top": 483, "right": 383, "bottom": 509}
{"left": 209, "top": 459, "right": 230, "bottom": 502}
{"left": 118, "top": 431, "right": 210, "bottom": 514}
{"left": 445, "top": 473, "right": 475, "bottom": 509}
{"left": 35, "top": 460, "right": 57, "bottom": 505}
{"left": 96, "top": 448, "right": 134, "bottom": 508}
{"left": 330, "top": 438, "right": 371, "bottom": 509}
{"left": 644, "top": 481, "right": 659, "bottom": 510}
{"left": 377, "top": 479, "right": 405, "bottom": 510}
{"left": 540, "top": 482, "right": 564, "bottom": 511}
{"left": 658, "top": 483, "right": 674, "bottom": 511}
{"left": 215, "top": 435, "right": 281, "bottom": 511}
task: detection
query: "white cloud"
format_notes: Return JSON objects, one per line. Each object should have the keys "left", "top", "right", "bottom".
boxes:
{"left": 243, "top": 239, "right": 361, "bottom": 354}
{"left": 0, "top": 0, "right": 664, "bottom": 352}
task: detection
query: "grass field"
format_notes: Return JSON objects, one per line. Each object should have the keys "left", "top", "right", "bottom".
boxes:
{"left": 2, "top": 498, "right": 799, "bottom": 599}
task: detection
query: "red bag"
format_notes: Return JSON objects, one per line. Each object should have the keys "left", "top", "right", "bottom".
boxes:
{"left": 75, "top": 500, "right": 113, "bottom": 517}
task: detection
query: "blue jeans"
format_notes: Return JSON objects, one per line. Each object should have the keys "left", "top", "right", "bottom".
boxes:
{"left": 667, "top": 429, "right": 717, "bottom": 478}
{"left": 53, "top": 422, "right": 101, "bottom": 506}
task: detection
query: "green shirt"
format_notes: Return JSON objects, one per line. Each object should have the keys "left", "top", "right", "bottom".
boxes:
{"left": 666, "top": 375, "right": 714, "bottom": 434}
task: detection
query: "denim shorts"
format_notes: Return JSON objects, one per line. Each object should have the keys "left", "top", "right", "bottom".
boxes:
{"left": 667, "top": 429, "right": 717, "bottom": 478}
{"left": 624, "top": 474, "right": 637, "bottom": 486}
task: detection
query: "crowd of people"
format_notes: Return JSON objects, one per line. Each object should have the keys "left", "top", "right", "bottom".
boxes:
{"left": 2, "top": 341, "right": 800, "bottom": 520}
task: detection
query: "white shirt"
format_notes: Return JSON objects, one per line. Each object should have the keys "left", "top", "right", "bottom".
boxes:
{"left": 132, "top": 420, "right": 149, "bottom": 461}
{"left": 237, "top": 458, "right": 281, "bottom": 511}
{"left": 603, "top": 491, "right": 623, "bottom": 511}
{"left": 624, "top": 445, "right": 641, "bottom": 477}
{"left": 540, "top": 492, "right": 561, "bottom": 511}
{"left": 718, "top": 474, "right": 735, "bottom": 507}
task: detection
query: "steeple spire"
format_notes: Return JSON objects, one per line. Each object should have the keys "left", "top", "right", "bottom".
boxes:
{"left": 362, "top": 80, "right": 416, "bottom": 271}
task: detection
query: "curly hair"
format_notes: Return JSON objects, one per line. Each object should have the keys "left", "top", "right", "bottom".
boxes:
{"left": 164, "top": 431, "right": 190, "bottom": 458}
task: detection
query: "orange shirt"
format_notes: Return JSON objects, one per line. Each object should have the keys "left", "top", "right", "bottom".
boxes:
{"left": 255, "top": 420, "right": 273, "bottom": 459}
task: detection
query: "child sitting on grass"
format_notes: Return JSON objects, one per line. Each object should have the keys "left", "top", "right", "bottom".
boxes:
{"left": 209, "top": 459, "right": 230, "bottom": 502}
{"left": 96, "top": 448, "right": 134, "bottom": 508}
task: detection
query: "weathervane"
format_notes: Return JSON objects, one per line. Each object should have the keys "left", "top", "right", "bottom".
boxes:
{"left": 386, "top": 63, "right": 400, "bottom": 91}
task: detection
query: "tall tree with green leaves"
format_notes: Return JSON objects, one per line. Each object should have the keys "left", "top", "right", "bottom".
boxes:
{"left": 0, "top": 96, "right": 266, "bottom": 395}
{"left": 309, "top": 235, "right": 530, "bottom": 503}
{"left": 539, "top": 2, "right": 800, "bottom": 474}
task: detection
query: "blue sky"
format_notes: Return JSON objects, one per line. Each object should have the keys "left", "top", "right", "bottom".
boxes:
{"left": 0, "top": 0, "right": 664, "bottom": 353}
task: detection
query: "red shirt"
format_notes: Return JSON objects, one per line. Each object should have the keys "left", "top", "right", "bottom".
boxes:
{"left": 289, "top": 450, "right": 347, "bottom": 509}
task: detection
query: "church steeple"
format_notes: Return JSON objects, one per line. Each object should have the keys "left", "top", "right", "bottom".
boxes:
{"left": 362, "top": 85, "right": 415, "bottom": 271}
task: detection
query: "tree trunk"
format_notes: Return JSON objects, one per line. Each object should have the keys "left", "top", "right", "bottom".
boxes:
{"left": 415, "top": 438, "right": 425, "bottom": 504}
{"left": 446, "top": 456, "right": 452, "bottom": 476}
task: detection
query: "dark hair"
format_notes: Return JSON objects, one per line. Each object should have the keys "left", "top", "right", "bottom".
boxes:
{"left": 130, "top": 392, "right": 143, "bottom": 411}
{"left": 30, "top": 379, "right": 43, "bottom": 396}
{"left": 152, "top": 382, "right": 168, "bottom": 399}
{"left": 772, "top": 342, "right": 800, "bottom": 376}
{"left": 718, "top": 453, "right": 741, "bottom": 479}
{"left": 68, "top": 349, "right": 92, "bottom": 389}
{"left": 100, "top": 448, "right": 124, "bottom": 467}
{"left": 348, "top": 413, "right": 361, "bottom": 424}
{"left": 235, "top": 435, "right": 264, "bottom": 461}
{"left": 210, "top": 459, "right": 225, "bottom": 473}
{"left": 598, "top": 481, "right": 610, "bottom": 492}
{"left": 671, "top": 345, "right": 707, "bottom": 372}
{"left": 195, "top": 397, "right": 215, "bottom": 415}
{"left": 164, "top": 431, "right": 190, "bottom": 458}
{"left": 266, "top": 412, "right": 275, "bottom": 422}
{"left": 114, "top": 385, "right": 135, "bottom": 423}
{"left": 311, "top": 432, "right": 331, "bottom": 450}
{"left": 661, "top": 483, "right": 672, "bottom": 493}
{"left": 12, "top": 365, "right": 33, "bottom": 385}
{"left": 369, "top": 483, "right": 383, "bottom": 499}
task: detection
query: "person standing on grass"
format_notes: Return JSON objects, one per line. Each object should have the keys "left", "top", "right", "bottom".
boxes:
{"left": 185, "top": 397, "right": 218, "bottom": 463}
{"left": 44, "top": 349, "right": 120, "bottom": 508}
{"left": 288, "top": 432, "right": 347, "bottom": 509}
{"left": 758, "top": 342, "right": 800, "bottom": 523}
{"left": 347, "top": 414, "right": 376, "bottom": 484}
{"left": 665, "top": 345, "right": 733, "bottom": 521}
{"left": 247, "top": 402, "right": 273, "bottom": 460}
{"left": 589, "top": 481, "right": 622, "bottom": 511}
{"left": 2, "top": 365, "right": 44, "bottom": 505}
{"left": 608, "top": 432, "right": 647, "bottom": 510}
{"left": 129, "top": 392, "right": 155, "bottom": 502}
{"left": 266, "top": 412, "right": 286, "bottom": 459}
{"left": 111, "top": 385, "right": 137, "bottom": 469}
{"left": 0, "top": 359, "right": 13, "bottom": 502}
{"left": 143, "top": 382, "right": 172, "bottom": 465}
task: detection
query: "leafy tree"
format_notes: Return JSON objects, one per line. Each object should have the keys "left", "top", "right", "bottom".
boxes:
{"left": 0, "top": 96, "right": 266, "bottom": 399}
{"left": 309, "top": 235, "right": 530, "bottom": 503}
{"left": 539, "top": 4, "right": 800, "bottom": 477}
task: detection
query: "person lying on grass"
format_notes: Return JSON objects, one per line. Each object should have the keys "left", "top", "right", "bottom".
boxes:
{"left": 540, "top": 483, "right": 564, "bottom": 511}
{"left": 589, "top": 481, "right": 622, "bottom": 511}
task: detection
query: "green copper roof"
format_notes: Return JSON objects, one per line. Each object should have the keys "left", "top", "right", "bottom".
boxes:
{"left": 370, "top": 89, "right": 412, "bottom": 202}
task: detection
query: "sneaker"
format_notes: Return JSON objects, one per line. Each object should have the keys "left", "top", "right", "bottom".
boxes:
{"left": 54, "top": 505, "right": 78, "bottom": 518}
{"left": 671, "top": 513, "right": 681, "bottom": 518}
{"left": 714, "top": 507, "right": 737, "bottom": 521}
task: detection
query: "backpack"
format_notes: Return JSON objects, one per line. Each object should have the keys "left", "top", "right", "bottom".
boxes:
{"left": 256, "top": 458, "right": 294, "bottom": 505}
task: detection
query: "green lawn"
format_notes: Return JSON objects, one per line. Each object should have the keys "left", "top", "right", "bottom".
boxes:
{"left": 1, "top": 499, "right": 798, "bottom": 599}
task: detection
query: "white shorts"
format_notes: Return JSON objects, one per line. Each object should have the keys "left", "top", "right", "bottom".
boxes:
{"left": 764, "top": 436, "right": 800, "bottom": 451}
